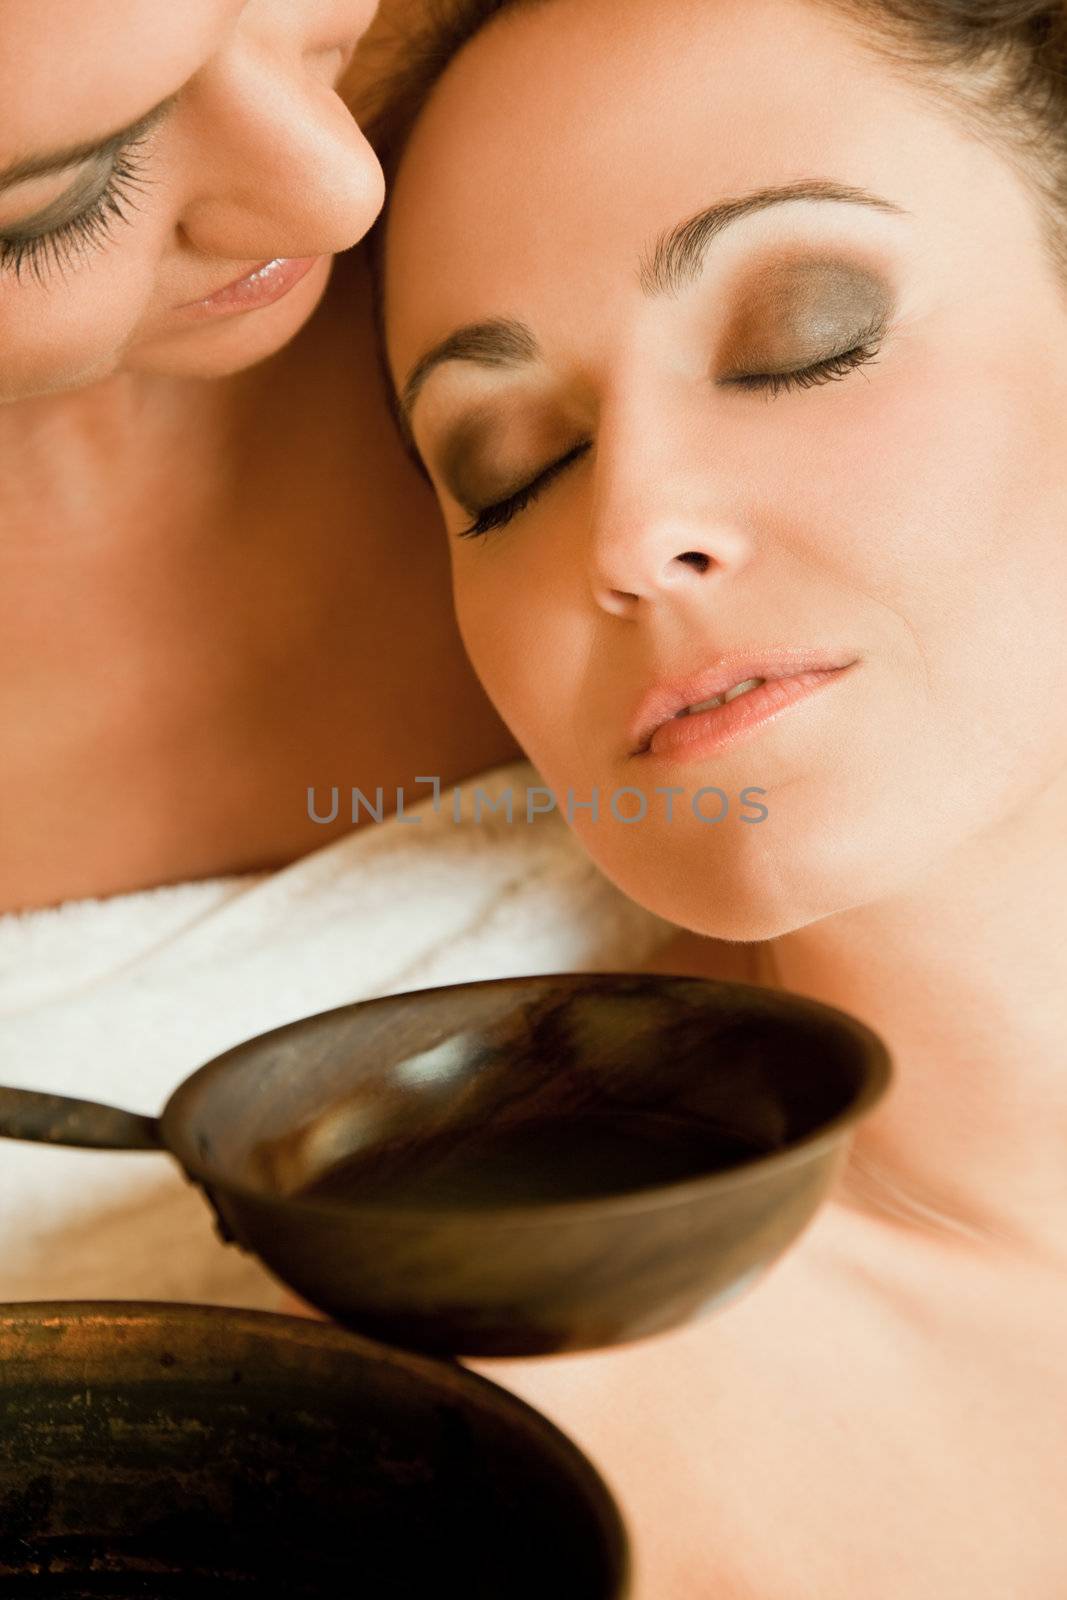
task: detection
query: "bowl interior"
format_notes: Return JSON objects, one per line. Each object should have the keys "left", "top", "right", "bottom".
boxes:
{"left": 0, "top": 1304, "right": 627, "bottom": 1598}
{"left": 165, "top": 974, "right": 887, "bottom": 1213}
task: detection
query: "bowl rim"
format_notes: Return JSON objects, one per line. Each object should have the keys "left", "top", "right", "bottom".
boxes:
{"left": 161, "top": 973, "right": 893, "bottom": 1227}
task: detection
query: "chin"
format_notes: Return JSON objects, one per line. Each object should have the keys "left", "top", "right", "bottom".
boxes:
{"left": 571, "top": 808, "right": 922, "bottom": 945}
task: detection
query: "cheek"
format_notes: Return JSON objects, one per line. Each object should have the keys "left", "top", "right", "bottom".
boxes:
{"left": 811, "top": 324, "right": 1067, "bottom": 762}
{"left": 453, "top": 545, "right": 589, "bottom": 761}
{"left": 0, "top": 244, "right": 160, "bottom": 402}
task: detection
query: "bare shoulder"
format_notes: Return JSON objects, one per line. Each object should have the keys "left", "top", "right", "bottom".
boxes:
{"left": 465, "top": 1210, "right": 1067, "bottom": 1599}
{"left": 462, "top": 1221, "right": 850, "bottom": 1598}
{"left": 463, "top": 1339, "right": 758, "bottom": 1600}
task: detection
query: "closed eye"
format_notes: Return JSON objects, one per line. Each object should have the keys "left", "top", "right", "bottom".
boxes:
{"left": 457, "top": 440, "right": 593, "bottom": 539}
{"left": 0, "top": 98, "right": 175, "bottom": 287}
{"left": 721, "top": 327, "right": 883, "bottom": 398}
{"left": 455, "top": 331, "right": 883, "bottom": 540}
{"left": 0, "top": 142, "right": 151, "bottom": 285}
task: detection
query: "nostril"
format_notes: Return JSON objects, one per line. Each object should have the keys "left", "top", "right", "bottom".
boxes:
{"left": 676, "top": 551, "right": 711, "bottom": 573}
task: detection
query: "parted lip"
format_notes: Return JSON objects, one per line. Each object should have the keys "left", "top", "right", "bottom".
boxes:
{"left": 176, "top": 259, "right": 275, "bottom": 309}
{"left": 628, "top": 648, "right": 857, "bottom": 755}
{"left": 175, "top": 256, "right": 318, "bottom": 311}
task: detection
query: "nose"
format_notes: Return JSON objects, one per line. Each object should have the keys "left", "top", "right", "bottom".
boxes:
{"left": 585, "top": 404, "right": 755, "bottom": 617}
{"left": 178, "top": 24, "right": 385, "bottom": 263}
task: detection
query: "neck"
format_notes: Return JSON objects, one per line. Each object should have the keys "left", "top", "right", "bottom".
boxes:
{"left": 759, "top": 766, "right": 1067, "bottom": 1267}
{"left": 0, "top": 255, "right": 517, "bottom": 912}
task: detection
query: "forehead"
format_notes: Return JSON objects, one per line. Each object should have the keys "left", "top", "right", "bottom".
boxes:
{"left": 0, "top": 0, "right": 242, "bottom": 154}
{"left": 384, "top": 0, "right": 948, "bottom": 374}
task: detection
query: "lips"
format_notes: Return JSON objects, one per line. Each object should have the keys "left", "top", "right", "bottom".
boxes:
{"left": 176, "top": 256, "right": 320, "bottom": 316}
{"left": 628, "top": 648, "right": 857, "bottom": 755}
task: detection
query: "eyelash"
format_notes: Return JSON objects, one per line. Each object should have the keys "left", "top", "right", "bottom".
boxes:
{"left": 0, "top": 137, "right": 152, "bottom": 288}
{"left": 456, "top": 334, "right": 883, "bottom": 540}
{"left": 458, "top": 441, "right": 594, "bottom": 539}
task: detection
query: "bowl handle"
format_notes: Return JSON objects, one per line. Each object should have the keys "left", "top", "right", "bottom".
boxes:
{"left": 0, "top": 1085, "right": 164, "bottom": 1151}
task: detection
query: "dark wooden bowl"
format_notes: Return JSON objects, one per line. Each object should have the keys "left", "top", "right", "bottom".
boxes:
{"left": 0, "top": 975, "right": 892, "bottom": 1358}
{"left": 0, "top": 1302, "right": 629, "bottom": 1597}
{"left": 165, "top": 973, "right": 891, "bottom": 1355}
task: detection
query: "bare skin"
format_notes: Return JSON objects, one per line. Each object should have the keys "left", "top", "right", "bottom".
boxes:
{"left": 0, "top": 0, "right": 519, "bottom": 912}
{"left": 376, "top": 0, "right": 1067, "bottom": 1591}
{"left": 466, "top": 1182, "right": 1067, "bottom": 1599}
{"left": 0, "top": 247, "right": 519, "bottom": 909}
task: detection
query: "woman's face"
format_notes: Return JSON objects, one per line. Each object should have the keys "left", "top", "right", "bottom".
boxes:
{"left": 384, "top": 0, "right": 1067, "bottom": 939}
{"left": 0, "top": 0, "right": 383, "bottom": 401}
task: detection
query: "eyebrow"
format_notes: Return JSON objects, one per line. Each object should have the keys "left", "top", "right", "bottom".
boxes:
{"left": 397, "top": 178, "right": 908, "bottom": 427}
{"left": 399, "top": 319, "right": 539, "bottom": 430}
{"left": 0, "top": 93, "right": 179, "bottom": 193}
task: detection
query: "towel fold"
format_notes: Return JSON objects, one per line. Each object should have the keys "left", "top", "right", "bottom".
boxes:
{"left": 0, "top": 760, "right": 672, "bottom": 1308}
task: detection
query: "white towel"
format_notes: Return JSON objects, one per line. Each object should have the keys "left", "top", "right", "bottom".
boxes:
{"left": 0, "top": 760, "right": 672, "bottom": 1309}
